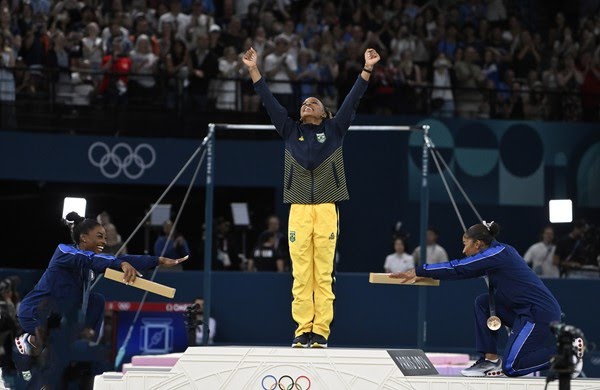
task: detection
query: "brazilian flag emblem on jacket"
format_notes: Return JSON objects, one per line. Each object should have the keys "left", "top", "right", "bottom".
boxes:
{"left": 289, "top": 231, "right": 296, "bottom": 243}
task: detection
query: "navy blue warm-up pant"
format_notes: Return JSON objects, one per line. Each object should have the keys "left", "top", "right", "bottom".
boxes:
{"left": 474, "top": 293, "right": 560, "bottom": 377}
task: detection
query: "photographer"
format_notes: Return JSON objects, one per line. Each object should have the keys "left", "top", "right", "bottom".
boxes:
{"left": 554, "top": 219, "right": 599, "bottom": 279}
{"left": 192, "top": 297, "right": 216, "bottom": 346}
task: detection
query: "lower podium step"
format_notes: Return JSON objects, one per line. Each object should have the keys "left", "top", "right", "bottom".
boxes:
{"left": 93, "top": 346, "right": 600, "bottom": 390}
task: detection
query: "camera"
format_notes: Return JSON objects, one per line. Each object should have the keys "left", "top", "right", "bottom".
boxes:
{"left": 183, "top": 303, "right": 203, "bottom": 347}
{"left": 547, "top": 321, "right": 586, "bottom": 389}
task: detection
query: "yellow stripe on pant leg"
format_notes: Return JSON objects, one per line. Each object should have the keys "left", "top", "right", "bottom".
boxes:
{"left": 289, "top": 204, "right": 315, "bottom": 337}
{"left": 311, "top": 203, "right": 338, "bottom": 339}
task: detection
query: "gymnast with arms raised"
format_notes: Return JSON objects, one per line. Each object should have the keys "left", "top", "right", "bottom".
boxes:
{"left": 242, "top": 45, "right": 380, "bottom": 348}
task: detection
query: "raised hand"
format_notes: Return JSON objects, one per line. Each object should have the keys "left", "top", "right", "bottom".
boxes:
{"left": 364, "top": 48, "right": 381, "bottom": 68}
{"left": 242, "top": 47, "right": 258, "bottom": 69}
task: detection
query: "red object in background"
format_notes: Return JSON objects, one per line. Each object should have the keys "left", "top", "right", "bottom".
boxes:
{"left": 105, "top": 301, "right": 190, "bottom": 312}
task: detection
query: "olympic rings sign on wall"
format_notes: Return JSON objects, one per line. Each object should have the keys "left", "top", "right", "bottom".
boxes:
{"left": 261, "top": 375, "right": 311, "bottom": 390}
{"left": 88, "top": 142, "right": 156, "bottom": 179}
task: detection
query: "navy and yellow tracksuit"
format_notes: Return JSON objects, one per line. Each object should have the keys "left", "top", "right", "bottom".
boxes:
{"left": 416, "top": 241, "right": 562, "bottom": 376}
{"left": 254, "top": 75, "right": 369, "bottom": 339}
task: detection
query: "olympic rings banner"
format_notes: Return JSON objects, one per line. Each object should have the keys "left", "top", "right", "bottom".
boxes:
{"left": 0, "top": 131, "right": 282, "bottom": 186}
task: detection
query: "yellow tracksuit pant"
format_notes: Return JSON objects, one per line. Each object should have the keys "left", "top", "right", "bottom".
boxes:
{"left": 289, "top": 203, "right": 338, "bottom": 339}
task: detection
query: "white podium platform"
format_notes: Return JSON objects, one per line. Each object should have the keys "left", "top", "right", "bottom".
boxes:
{"left": 93, "top": 346, "right": 600, "bottom": 390}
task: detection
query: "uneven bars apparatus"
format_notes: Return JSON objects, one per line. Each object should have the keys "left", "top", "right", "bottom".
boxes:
{"left": 202, "top": 123, "right": 430, "bottom": 347}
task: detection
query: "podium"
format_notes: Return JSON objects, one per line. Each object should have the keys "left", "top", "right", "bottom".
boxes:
{"left": 93, "top": 346, "right": 600, "bottom": 389}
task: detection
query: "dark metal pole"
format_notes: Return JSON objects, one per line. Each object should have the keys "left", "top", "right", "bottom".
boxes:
{"left": 202, "top": 124, "right": 215, "bottom": 345}
{"left": 417, "top": 124, "right": 430, "bottom": 349}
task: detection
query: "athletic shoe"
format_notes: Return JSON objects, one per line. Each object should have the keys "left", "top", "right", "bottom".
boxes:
{"left": 461, "top": 357, "right": 503, "bottom": 377}
{"left": 14, "top": 333, "right": 35, "bottom": 356}
{"left": 310, "top": 333, "right": 328, "bottom": 348}
{"left": 291, "top": 333, "right": 310, "bottom": 348}
{"left": 572, "top": 337, "right": 585, "bottom": 378}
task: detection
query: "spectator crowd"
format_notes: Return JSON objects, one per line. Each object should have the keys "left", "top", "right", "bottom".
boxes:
{"left": 0, "top": 0, "right": 599, "bottom": 125}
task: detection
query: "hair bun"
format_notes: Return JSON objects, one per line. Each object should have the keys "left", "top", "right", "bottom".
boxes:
{"left": 64, "top": 211, "right": 85, "bottom": 228}
{"left": 488, "top": 222, "right": 500, "bottom": 237}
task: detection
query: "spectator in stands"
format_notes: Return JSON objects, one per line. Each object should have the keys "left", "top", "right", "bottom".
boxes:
{"left": 214, "top": 216, "right": 240, "bottom": 271}
{"left": 581, "top": 48, "right": 600, "bottom": 122}
{"left": 553, "top": 27, "right": 579, "bottom": 59}
{"left": 193, "top": 297, "right": 216, "bottom": 345}
{"left": 101, "top": 18, "right": 130, "bottom": 54}
{"left": 384, "top": 237, "right": 414, "bottom": 273}
{"left": 390, "top": 24, "right": 415, "bottom": 63}
{"left": 263, "top": 34, "right": 297, "bottom": 114}
{"left": 46, "top": 31, "right": 73, "bottom": 104}
{"left": 558, "top": 55, "right": 583, "bottom": 121}
{"left": 82, "top": 22, "right": 103, "bottom": 75}
{"left": 220, "top": 15, "right": 245, "bottom": 52}
{"left": 482, "top": 48, "right": 500, "bottom": 87}
{"left": 0, "top": 32, "right": 16, "bottom": 129}
{"left": 412, "top": 227, "right": 449, "bottom": 265}
{"left": 502, "top": 81, "right": 525, "bottom": 119}
{"left": 189, "top": 32, "right": 218, "bottom": 110}
{"left": 216, "top": 45, "right": 242, "bottom": 110}
{"left": 524, "top": 226, "right": 558, "bottom": 278}
{"left": 99, "top": 37, "right": 132, "bottom": 106}
{"left": 513, "top": 30, "right": 540, "bottom": 79}
{"left": 248, "top": 231, "right": 285, "bottom": 272}
{"left": 208, "top": 23, "right": 225, "bottom": 57}
{"left": 1, "top": 0, "right": 599, "bottom": 124}
{"left": 437, "top": 24, "right": 458, "bottom": 60}
{"left": 165, "top": 38, "right": 190, "bottom": 110}
{"left": 157, "top": 21, "right": 175, "bottom": 62}
{"left": 554, "top": 219, "right": 595, "bottom": 279}
{"left": 251, "top": 214, "right": 288, "bottom": 269}
{"left": 186, "top": 0, "right": 214, "bottom": 41}
{"left": 158, "top": 0, "right": 190, "bottom": 36}
{"left": 397, "top": 49, "right": 423, "bottom": 114}
{"left": 454, "top": 45, "right": 484, "bottom": 118}
{"left": 154, "top": 220, "right": 190, "bottom": 261}
{"left": 430, "top": 52, "right": 454, "bottom": 117}
{"left": 129, "top": 34, "right": 158, "bottom": 96}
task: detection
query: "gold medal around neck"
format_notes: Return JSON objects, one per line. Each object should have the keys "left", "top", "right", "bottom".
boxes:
{"left": 487, "top": 315, "right": 502, "bottom": 331}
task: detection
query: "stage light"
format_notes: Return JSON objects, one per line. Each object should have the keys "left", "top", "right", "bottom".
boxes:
{"left": 549, "top": 199, "right": 572, "bottom": 223}
{"left": 62, "top": 197, "right": 87, "bottom": 219}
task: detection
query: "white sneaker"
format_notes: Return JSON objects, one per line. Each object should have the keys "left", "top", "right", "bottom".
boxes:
{"left": 571, "top": 337, "right": 585, "bottom": 378}
{"left": 461, "top": 358, "right": 503, "bottom": 377}
{"left": 14, "top": 333, "right": 35, "bottom": 355}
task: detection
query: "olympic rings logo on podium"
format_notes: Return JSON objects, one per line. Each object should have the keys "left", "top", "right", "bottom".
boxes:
{"left": 261, "top": 374, "right": 311, "bottom": 390}
{"left": 88, "top": 141, "right": 156, "bottom": 180}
